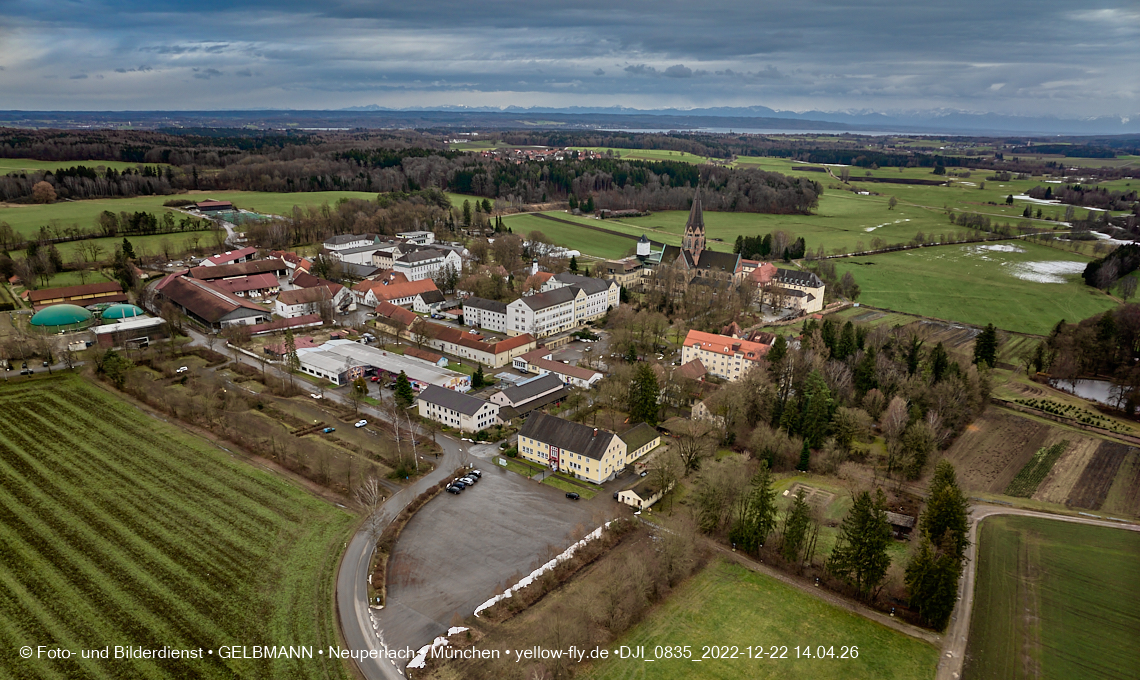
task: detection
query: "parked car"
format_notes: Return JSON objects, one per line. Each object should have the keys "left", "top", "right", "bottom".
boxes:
{"left": 613, "top": 491, "right": 619, "bottom": 500}
{"left": 451, "top": 480, "right": 467, "bottom": 489}
{"left": 370, "top": 376, "right": 380, "bottom": 382}
{"left": 446, "top": 485, "right": 462, "bottom": 494}
{"left": 468, "top": 469, "right": 482, "bottom": 478}
{"left": 354, "top": 420, "right": 368, "bottom": 428}
{"left": 176, "top": 366, "right": 189, "bottom": 373}
{"left": 565, "top": 492, "right": 580, "bottom": 500}
{"left": 321, "top": 427, "right": 336, "bottom": 433}
{"left": 310, "top": 393, "right": 322, "bottom": 399}
{"left": 459, "top": 477, "right": 476, "bottom": 485}
{"left": 640, "top": 471, "right": 649, "bottom": 477}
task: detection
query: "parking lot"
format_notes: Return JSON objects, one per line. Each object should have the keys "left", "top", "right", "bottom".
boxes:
{"left": 375, "top": 459, "right": 613, "bottom": 654}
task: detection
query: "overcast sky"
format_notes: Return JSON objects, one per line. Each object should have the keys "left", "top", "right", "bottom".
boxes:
{"left": 0, "top": 1, "right": 1136, "bottom": 118}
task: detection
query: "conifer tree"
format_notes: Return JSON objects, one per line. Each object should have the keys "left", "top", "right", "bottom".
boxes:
{"left": 394, "top": 371, "right": 415, "bottom": 408}
{"left": 827, "top": 489, "right": 892, "bottom": 599}
{"left": 973, "top": 324, "right": 998, "bottom": 368}
{"left": 628, "top": 362, "right": 660, "bottom": 425}
{"left": 729, "top": 462, "right": 777, "bottom": 554}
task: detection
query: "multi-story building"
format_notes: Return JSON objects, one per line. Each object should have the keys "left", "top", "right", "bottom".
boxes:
{"left": 680, "top": 329, "right": 771, "bottom": 381}
{"left": 462, "top": 297, "right": 508, "bottom": 333}
{"left": 416, "top": 385, "right": 501, "bottom": 433}
{"left": 513, "top": 347, "right": 604, "bottom": 388}
{"left": 770, "top": 269, "right": 826, "bottom": 314}
{"left": 506, "top": 287, "right": 578, "bottom": 337}
{"left": 392, "top": 248, "right": 462, "bottom": 282}
{"left": 517, "top": 412, "right": 627, "bottom": 485}
{"left": 541, "top": 273, "right": 620, "bottom": 323}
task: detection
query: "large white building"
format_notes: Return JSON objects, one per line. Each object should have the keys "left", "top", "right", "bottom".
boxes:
{"left": 541, "top": 273, "right": 620, "bottom": 323}
{"left": 462, "top": 297, "right": 508, "bottom": 333}
{"left": 416, "top": 385, "right": 501, "bottom": 433}
{"left": 680, "top": 330, "right": 771, "bottom": 381}
{"left": 393, "top": 248, "right": 462, "bottom": 282}
{"left": 295, "top": 339, "right": 470, "bottom": 390}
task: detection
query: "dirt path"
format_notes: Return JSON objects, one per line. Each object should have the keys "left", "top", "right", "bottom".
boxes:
{"left": 935, "top": 504, "right": 1140, "bottom": 680}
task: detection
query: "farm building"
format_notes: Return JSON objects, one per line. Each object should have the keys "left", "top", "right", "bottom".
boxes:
{"left": 202, "top": 247, "right": 258, "bottom": 267}
{"left": 157, "top": 276, "right": 271, "bottom": 330}
{"left": 617, "top": 477, "right": 674, "bottom": 510}
{"left": 91, "top": 316, "right": 167, "bottom": 349}
{"left": 29, "top": 304, "right": 95, "bottom": 332}
{"left": 27, "top": 282, "right": 127, "bottom": 311}
{"left": 195, "top": 200, "right": 234, "bottom": 212}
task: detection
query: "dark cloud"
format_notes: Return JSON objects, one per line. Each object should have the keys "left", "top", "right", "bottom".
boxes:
{"left": 69, "top": 74, "right": 88, "bottom": 79}
{"left": 0, "top": 1, "right": 1134, "bottom": 116}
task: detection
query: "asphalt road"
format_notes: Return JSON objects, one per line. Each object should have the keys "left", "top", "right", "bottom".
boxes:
{"left": 934, "top": 505, "right": 1140, "bottom": 680}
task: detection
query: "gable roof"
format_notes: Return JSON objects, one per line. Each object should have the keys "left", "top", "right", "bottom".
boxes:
{"left": 749, "top": 262, "right": 778, "bottom": 285}
{"left": 405, "top": 346, "right": 445, "bottom": 364}
{"left": 463, "top": 296, "right": 508, "bottom": 314}
{"left": 681, "top": 248, "right": 740, "bottom": 273}
{"left": 499, "top": 373, "right": 564, "bottom": 404}
{"left": 776, "top": 268, "right": 824, "bottom": 288}
{"left": 248, "top": 314, "right": 323, "bottom": 335}
{"left": 27, "top": 281, "right": 123, "bottom": 304}
{"left": 519, "top": 412, "right": 618, "bottom": 461}
{"left": 396, "top": 249, "right": 445, "bottom": 264}
{"left": 208, "top": 273, "right": 279, "bottom": 295}
{"left": 416, "top": 290, "right": 446, "bottom": 304}
{"left": 418, "top": 384, "right": 492, "bottom": 416}
{"left": 518, "top": 286, "right": 577, "bottom": 311}
{"left": 619, "top": 422, "right": 660, "bottom": 452}
{"left": 161, "top": 277, "right": 267, "bottom": 323}
{"left": 292, "top": 272, "right": 344, "bottom": 294}
{"left": 356, "top": 278, "right": 439, "bottom": 303}
{"left": 684, "top": 329, "right": 770, "bottom": 361}
{"left": 374, "top": 301, "right": 419, "bottom": 328}
{"left": 277, "top": 286, "right": 334, "bottom": 306}
{"left": 552, "top": 272, "right": 610, "bottom": 296}
{"left": 189, "top": 259, "right": 286, "bottom": 280}
{"left": 675, "top": 358, "right": 707, "bottom": 381}
{"left": 205, "top": 247, "right": 257, "bottom": 266}
{"left": 324, "top": 233, "right": 375, "bottom": 246}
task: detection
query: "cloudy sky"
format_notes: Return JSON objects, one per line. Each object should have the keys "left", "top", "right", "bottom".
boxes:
{"left": 0, "top": 1, "right": 1137, "bottom": 117}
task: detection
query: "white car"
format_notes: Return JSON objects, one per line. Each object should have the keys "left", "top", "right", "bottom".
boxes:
{"left": 354, "top": 420, "right": 368, "bottom": 428}
{"left": 176, "top": 366, "right": 189, "bottom": 373}
{"left": 310, "top": 393, "right": 322, "bottom": 399}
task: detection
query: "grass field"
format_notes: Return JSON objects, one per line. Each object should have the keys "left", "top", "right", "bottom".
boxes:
{"left": 964, "top": 515, "right": 1140, "bottom": 680}
{"left": 0, "top": 158, "right": 169, "bottom": 173}
{"left": 569, "top": 147, "right": 716, "bottom": 164}
{"left": 585, "top": 559, "right": 939, "bottom": 680}
{"left": 504, "top": 212, "right": 639, "bottom": 260}
{"left": 0, "top": 376, "right": 356, "bottom": 679}
{"left": 832, "top": 240, "right": 1115, "bottom": 335}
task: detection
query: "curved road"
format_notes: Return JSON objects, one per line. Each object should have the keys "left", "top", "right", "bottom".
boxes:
{"left": 935, "top": 504, "right": 1140, "bottom": 680}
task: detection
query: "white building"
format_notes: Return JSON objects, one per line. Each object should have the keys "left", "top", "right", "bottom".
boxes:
{"left": 506, "top": 287, "right": 579, "bottom": 338}
{"left": 397, "top": 230, "right": 435, "bottom": 245}
{"left": 323, "top": 234, "right": 380, "bottom": 254}
{"left": 680, "top": 330, "right": 771, "bottom": 382}
{"left": 296, "top": 340, "right": 470, "bottom": 390}
{"left": 393, "top": 248, "right": 462, "bottom": 282}
{"left": 416, "top": 385, "right": 501, "bottom": 433}
{"left": 462, "top": 297, "right": 508, "bottom": 333}
{"left": 541, "top": 273, "right": 620, "bottom": 324}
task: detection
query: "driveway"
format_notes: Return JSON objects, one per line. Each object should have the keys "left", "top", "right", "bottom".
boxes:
{"left": 376, "top": 460, "right": 605, "bottom": 657}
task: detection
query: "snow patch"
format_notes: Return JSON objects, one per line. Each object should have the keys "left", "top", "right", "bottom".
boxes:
{"left": 1008, "top": 260, "right": 1086, "bottom": 284}
{"left": 408, "top": 636, "right": 450, "bottom": 670}
{"left": 973, "top": 244, "right": 1026, "bottom": 253}
{"left": 448, "top": 626, "right": 468, "bottom": 636}
{"left": 473, "top": 521, "right": 613, "bottom": 618}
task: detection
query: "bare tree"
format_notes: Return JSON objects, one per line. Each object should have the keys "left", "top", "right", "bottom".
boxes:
{"left": 355, "top": 476, "right": 386, "bottom": 543}
{"left": 672, "top": 420, "right": 715, "bottom": 475}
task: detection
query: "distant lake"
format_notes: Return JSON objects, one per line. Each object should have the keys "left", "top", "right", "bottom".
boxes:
{"left": 598, "top": 127, "right": 955, "bottom": 136}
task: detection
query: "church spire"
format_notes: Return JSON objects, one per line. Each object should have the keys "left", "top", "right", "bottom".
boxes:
{"left": 682, "top": 188, "right": 705, "bottom": 260}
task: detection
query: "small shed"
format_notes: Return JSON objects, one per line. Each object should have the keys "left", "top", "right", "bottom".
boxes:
{"left": 885, "top": 511, "right": 916, "bottom": 539}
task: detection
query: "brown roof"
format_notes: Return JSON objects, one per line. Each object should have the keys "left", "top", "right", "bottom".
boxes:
{"left": 277, "top": 286, "right": 334, "bottom": 306}
{"left": 161, "top": 277, "right": 268, "bottom": 323}
{"left": 529, "top": 356, "right": 600, "bottom": 382}
{"left": 374, "top": 301, "right": 419, "bottom": 328}
{"left": 247, "top": 314, "right": 323, "bottom": 335}
{"left": 27, "top": 281, "right": 123, "bottom": 304}
{"left": 357, "top": 278, "right": 439, "bottom": 303}
{"left": 189, "top": 259, "right": 286, "bottom": 280}
{"left": 675, "top": 359, "right": 707, "bottom": 381}
{"left": 291, "top": 272, "right": 344, "bottom": 294}
{"left": 205, "top": 247, "right": 257, "bottom": 265}
{"left": 209, "top": 273, "right": 279, "bottom": 295}
{"left": 404, "top": 346, "right": 445, "bottom": 364}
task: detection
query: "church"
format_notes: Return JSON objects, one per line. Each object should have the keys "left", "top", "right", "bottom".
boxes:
{"left": 659, "top": 190, "right": 744, "bottom": 286}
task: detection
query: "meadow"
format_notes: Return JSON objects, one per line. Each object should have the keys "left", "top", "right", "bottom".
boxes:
{"left": 964, "top": 515, "right": 1140, "bottom": 680}
{"left": 832, "top": 240, "right": 1114, "bottom": 335}
{"left": 585, "top": 559, "right": 939, "bottom": 680}
{"left": 0, "top": 376, "right": 356, "bottom": 679}
{"left": 0, "top": 158, "right": 169, "bottom": 174}
{"left": 504, "top": 212, "right": 640, "bottom": 260}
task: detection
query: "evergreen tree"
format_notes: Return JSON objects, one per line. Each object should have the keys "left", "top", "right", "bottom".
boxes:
{"left": 481, "top": 198, "right": 492, "bottom": 213}
{"left": 921, "top": 461, "right": 970, "bottom": 560}
{"left": 821, "top": 318, "right": 838, "bottom": 355}
{"left": 568, "top": 194, "right": 578, "bottom": 210}
{"left": 394, "top": 371, "right": 415, "bottom": 408}
{"left": 767, "top": 334, "right": 788, "bottom": 369}
{"left": 760, "top": 233, "right": 773, "bottom": 257}
{"left": 904, "top": 334, "right": 924, "bottom": 376}
{"left": 929, "top": 342, "right": 950, "bottom": 384}
{"left": 973, "top": 323, "right": 998, "bottom": 368}
{"left": 583, "top": 196, "right": 595, "bottom": 213}
{"left": 827, "top": 489, "right": 892, "bottom": 599}
{"left": 904, "top": 535, "right": 961, "bottom": 630}
{"left": 733, "top": 234, "right": 744, "bottom": 254}
{"left": 797, "top": 439, "right": 811, "bottom": 472}
{"left": 569, "top": 255, "right": 578, "bottom": 272}
{"left": 471, "top": 363, "right": 485, "bottom": 389}
{"left": 836, "top": 321, "right": 856, "bottom": 361}
{"left": 121, "top": 237, "right": 136, "bottom": 260}
{"left": 799, "top": 370, "right": 832, "bottom": 448}
{"left": 284, "top": 330, "right": 300, "bottom": 373}
{"left": 628, "top": 362, "right": 660, "bottom": 425}
{"left": 854, "top": 346, "right": 878, "bottom": 394}
{"left": 781, "top": 489, "right": 812, "bottom": 563}
{"left": 729, "top": 462, "right": 777, "bottom": 554}
{"left": 462, "top": 200, "right": 472, "bottom": 226}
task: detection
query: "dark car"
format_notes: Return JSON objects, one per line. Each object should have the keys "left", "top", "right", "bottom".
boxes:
{"left": 468, "top": 469, "right": 482, "bottom": 478}
{"left": 446, "top": 485, "right": 462, "bottom": 494}
{"left": 451, "top": 480, "right": 467, "bottom": 489}
{"left": 566, "top": 492, "right": 580, "bottom": 500}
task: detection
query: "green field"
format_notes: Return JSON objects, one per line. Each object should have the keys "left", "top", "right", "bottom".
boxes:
{"left": 0, "top": 158, "right": 169, "bottom": 174}
{"left": 964, "top": 515, "right": 1140, "bottom": 680}
{"left": 585, "top": 559, "right": 938, "bottom": 680}
{"left": 0, "top": 376, "right": 356, "bottom": 679}
{"left": 504, "top": 213, "right": 639, "bottom": 260}
{"left": 570, "top": 147, "right": 716, "bottom": 164}
{"left": 833, "top": 240, "right": 1116, "bottom": 335}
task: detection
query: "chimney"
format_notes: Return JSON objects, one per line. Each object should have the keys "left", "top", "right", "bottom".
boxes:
{"left": 593, "top": 428, "right": 598, "bottom": 437}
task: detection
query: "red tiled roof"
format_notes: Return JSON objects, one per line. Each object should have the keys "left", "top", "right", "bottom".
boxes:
{"left": 749, "top": 262, "right": 778, "bottom": 285}
{"left": 292, "top": 272, "right": 344, "bottom": 295}
{"left": 374, "top": 301, "right": 419, "bottom": 327}
{"left": 27, "top": 281, "right": 123, "bottom": 304}
{"left": 277, "top": 286, "right": 334, "bottom": 306}
{"left": 684, "top": 329, "right": 771, "bottom": 360}
{"left": 357, "top": 278, "right": 438, "bottom": 303}
{"left": 209, "top": 273, "right": 279, "bottom": 294}
{"left": 247, "top": 314, "right": 323, "bottom": 335}
{"left": 404, "top": 346, "right": 445, "bottom": 364}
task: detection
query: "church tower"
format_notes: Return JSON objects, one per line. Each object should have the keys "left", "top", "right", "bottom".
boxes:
{"left": 682, "top": 189, "right": 705, "bottom": 261}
